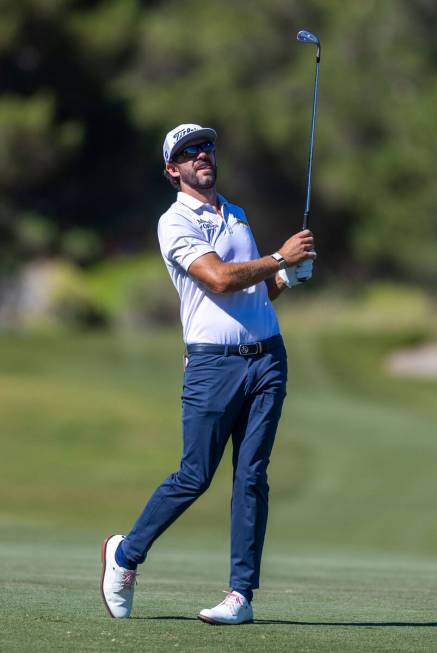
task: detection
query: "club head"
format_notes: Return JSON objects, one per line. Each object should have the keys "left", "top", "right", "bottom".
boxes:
{"left": 297, "top": 30, "right": 320, "bottom": 46}
{"left": 297, "top": 30, "right": 321, "bottom": 62}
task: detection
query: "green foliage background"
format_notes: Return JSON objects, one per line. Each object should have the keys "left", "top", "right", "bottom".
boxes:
{"left": 1, "top": 0, "right": 436, "bottom": 282}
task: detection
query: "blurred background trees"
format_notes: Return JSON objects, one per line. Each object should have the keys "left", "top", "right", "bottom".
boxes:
{"left": 0, "top": 0, "right": 436, "bottom": 328}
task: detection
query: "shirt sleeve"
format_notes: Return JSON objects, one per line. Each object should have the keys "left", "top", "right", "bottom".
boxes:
{"left": 158, "top": 212, "right": 216, "bottom": 271}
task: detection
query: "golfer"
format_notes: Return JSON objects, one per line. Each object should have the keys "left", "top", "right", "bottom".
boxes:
{"left": 101, "top": 123, "right": 316, "bottom": 624}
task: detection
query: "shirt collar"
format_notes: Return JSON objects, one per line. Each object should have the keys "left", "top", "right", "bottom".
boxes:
{"left": 177, "top": 191, "right": 229, "bottom": 213}
{"left": 177, "top": 191, "right": 205, "bottom": 211}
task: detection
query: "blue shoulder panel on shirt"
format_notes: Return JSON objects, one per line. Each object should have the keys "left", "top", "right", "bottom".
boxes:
{"left": 221, "top": 199, "right": 250, "bottom": 227}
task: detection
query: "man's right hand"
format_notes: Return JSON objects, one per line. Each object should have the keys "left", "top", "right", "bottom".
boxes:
{"left": 278, "top": 229, "right": 316, "bottom": 267}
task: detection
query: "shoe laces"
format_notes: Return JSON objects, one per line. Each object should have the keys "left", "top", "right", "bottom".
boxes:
{"left": 221, "top": 591, "right": 244, "bottom": 615}
{"left": 120, "top": 569, "right": 137, "bottom": 590}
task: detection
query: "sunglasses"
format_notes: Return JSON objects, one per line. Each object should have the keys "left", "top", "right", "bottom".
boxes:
{"left": 174, "top": 141, "right": 215, "bottom": 161}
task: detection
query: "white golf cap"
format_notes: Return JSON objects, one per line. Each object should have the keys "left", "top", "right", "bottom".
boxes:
{"left": 163, "top": 123, "right": 217, "bottom": 163}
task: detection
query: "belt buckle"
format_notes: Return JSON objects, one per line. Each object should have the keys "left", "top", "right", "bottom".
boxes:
{"left": 238, "top": 342, "right": 262, "bottom": 356}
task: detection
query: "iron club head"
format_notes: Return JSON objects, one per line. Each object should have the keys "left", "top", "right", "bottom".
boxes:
{"left": 297, "top": 30, "right": 321, "bottom": 62}
{"left": 297, "top": 30, "right": 320, "bottom": 45}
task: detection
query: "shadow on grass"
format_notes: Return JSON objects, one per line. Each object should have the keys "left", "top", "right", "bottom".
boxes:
{"left": 132, "top": 616, "right": 197, "bottom": 621}
{"left": 132, "top": 616, "right": 437, "bottom": 627}
{"left": 255, "top": 620, "right": 437, "bottom": 627}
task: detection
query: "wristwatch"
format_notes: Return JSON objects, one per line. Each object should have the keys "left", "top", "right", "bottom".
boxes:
{"left": 271, "top": 251, "right": 287, "bottom": 270}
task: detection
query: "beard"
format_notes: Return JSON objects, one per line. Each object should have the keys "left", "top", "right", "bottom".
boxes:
{"left": 179, "top": 162, "right": 217, "bottom": 190}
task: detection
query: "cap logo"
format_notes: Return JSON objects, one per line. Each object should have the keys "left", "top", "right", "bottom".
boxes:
{"left": 173, "top": 126, "right": 198, "bottom": 143}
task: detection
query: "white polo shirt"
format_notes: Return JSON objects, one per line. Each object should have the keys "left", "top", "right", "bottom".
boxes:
{"left": 157, "top": 191, "right": 280, "bottom": 344}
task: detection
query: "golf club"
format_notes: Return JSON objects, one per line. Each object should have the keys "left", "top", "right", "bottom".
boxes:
{"left": 296, "top": 29, "right": 321, "bottom": 281}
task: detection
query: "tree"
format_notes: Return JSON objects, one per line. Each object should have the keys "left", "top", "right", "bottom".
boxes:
{"left": 1, "top": 0, "right": 437, "bottom": 284}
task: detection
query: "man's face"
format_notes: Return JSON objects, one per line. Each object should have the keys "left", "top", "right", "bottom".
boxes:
{"left": 167, "top": 139, "right": 217, "bottom": 190}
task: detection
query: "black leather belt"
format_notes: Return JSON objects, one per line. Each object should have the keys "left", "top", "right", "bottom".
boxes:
{"left": 185, "top": 334, "right": 283, "bottom": 357}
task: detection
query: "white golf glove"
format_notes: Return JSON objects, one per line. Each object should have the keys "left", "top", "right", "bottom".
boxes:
{"left": 278, "top": 258, "right": 314, "bottom": 288}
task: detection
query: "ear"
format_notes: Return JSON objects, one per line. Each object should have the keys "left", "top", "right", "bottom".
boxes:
{"left": 166, "top": 161, "right": 180, "bottom": 182}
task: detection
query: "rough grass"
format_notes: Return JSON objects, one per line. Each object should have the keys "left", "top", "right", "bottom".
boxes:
{"left": 2, "top": 324, "right": 437, "bottom": 553}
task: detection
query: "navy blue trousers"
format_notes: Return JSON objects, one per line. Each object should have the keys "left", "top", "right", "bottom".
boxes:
{"left": 122, "top": 339, "right": 287, "bottom": 590}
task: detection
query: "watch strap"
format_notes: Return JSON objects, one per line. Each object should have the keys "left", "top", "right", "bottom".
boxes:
{"left": 271, "top": 251, "right": 287, "bottom": 270}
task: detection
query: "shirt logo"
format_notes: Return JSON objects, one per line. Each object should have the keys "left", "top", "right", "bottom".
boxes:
{"left": 234, "top": 218, "right": 250, "bottom": 227}
{"left": 197, "top": 218, "right": 217, "bottom": 234}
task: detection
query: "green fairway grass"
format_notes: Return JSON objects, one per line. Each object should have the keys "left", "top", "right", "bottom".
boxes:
{"left": 1, "top": 307, "right": 437, "bottom": 650}
{"left": 1, "top": 526, "right": 437, "bottom": 652}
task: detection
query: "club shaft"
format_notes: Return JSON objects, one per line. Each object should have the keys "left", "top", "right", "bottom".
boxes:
{"left": 302, "top": 58, "right": 319, "bottom": 230}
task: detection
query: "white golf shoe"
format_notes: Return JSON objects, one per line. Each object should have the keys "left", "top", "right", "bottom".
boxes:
{"left": 100, "top": 534, "right": 137, "bottom": 618}
{"left": 198, "top": 591, "right": 253, "bottom": 625}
